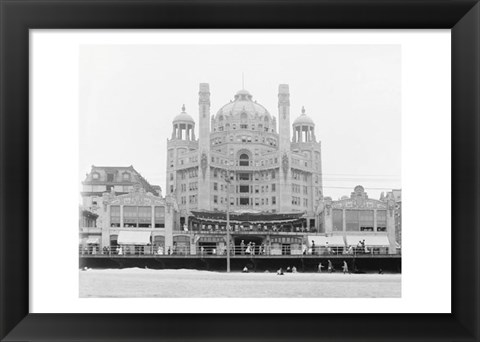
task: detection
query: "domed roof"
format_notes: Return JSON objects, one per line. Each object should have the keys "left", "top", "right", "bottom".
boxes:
{"left": 215, "top": 89, "right": 271, "bottom": 120}
{"left": 173, "top": 104, "right": 194, "bottom": 123}
{"left": 293, "top": 106, "right": 314, "bottom": 126}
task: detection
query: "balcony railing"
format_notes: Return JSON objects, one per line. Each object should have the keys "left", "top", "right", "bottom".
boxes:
{"left": 79, "top": 244, "right": 396, "bottom": 257}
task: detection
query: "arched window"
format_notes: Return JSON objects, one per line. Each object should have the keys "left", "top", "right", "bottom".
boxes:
{"left": 240, "top": 112, "right": 248, "bottom": 122}
{"left": 239, "top": 154, "right": 249, "bottom": 166}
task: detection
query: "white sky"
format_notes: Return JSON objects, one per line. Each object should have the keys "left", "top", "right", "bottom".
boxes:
{"left": 79, "top": 44, "right": 401, "bottom": 200}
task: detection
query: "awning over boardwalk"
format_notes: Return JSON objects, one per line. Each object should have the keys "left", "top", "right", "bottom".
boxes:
{"left": 85, "top": 237, "right": 100, "bottom": 244}
{"left": 118, "top": 231, "right": 151, "bottom": 245}
{"left": 190, "top": 210, "right": 305, "bottom": 224}
{"left": 346, "top": 235, "right": 390, "bottom": 247}
{"left": 308, "top": 235, "right": 345, "bottom": 247}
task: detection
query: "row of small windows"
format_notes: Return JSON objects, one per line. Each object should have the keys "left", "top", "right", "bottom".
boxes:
{"left": 292, "top": 170, "right": 308, "bottom": 182}
{"left": 211, "top": 156, "right": 279, "bottom": 168}
{"left": 291, "top": 196, "right": 308, "bottom": 207}
{"left": 214, "top": 123, "right": 275, "bottom": 133}
{"left": 179, "top": 195, "right": 199, "bottom": 205}
{"left": 292, "top": 158, "right": 309, "bottom": 168}
{"left": 212, "top": 196, "right": 277, "bottom": 206}
{"left": 292, "top": 184, "right": 308, "bottom": 194}
{"left": 110, "top": 205, "right": 165, "bottom": 228}
{"left": 172, "top": 169, "right": 198, "bottom": 182}
{"left": 91, "top": 172, "right": 131, "bottom": 182}
{"left": 177, "top": 156, "right": 199, "bottom": 165}
{"left": 332, "top": 209, "right": 388, "bottom": 232}
{"left": 212, "top": 169, "right": 277, "bottom": 182}
{"left": 179, "top": 182, "right": 198, "bottom": 192}
{"left": 212, "top": 135, "right": 277, "bottom": 146}
{"left": 212, "top": 183, "right": 277, "bottom": 193}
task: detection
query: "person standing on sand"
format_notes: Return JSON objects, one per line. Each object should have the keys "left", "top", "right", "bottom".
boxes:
{"left": 327, "top": 260, "right": 334, "bottom": 273}
{"left": 342, "top": 260, "right": 349, "bottom": 274}
{"left": 318, "top": 262, "right": 324, "bottom": 272}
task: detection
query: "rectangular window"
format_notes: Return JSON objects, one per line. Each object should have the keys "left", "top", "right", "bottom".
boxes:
{"left": 345, "top": 210, "right": 360, "bottom": 231}
{"left": 240, "top": 197, "right": 249, "bottom": 205}
{"left": 155, "top": 206, "right": 165, "bottom": 228}
{"left": 110, "top": 206, "right": 120, "bottom": 225}
{"left": 272, "top": 196, "right": 276, "bottom": 205}
{"left": 272, "top": 184, "right": 276, "bottom": 192}
{"left": 213, "top": 195, "right": 218, "bottom": 204}
{"left": 359, "top": 210, "right": 374, "bottom": 230}
{"left": 239, "top": 173, "right": 250, "bottom": 181}
{"left": 332, "top": 209, "right": 343, "bottom": 231}
{"left": 239, "top": 185, "right": 249, "bottom": 193}
{"left": 377, "top": 210, "right": 387, "bottom": 225}
{"left": 123, "top": 206, "right": 138, "bottom": 227}
{"left": 272, "top": 171, "right": 275, "bottom": 179}
{"left": 213, "top": 183, "right": 218, "bottom": 191}
{"left": 138, "top": 206, "right": 152, "bottom": 227}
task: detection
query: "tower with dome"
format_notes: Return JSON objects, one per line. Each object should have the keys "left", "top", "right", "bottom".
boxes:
{"left": 166, "top": 83, "right": 324, "bottom": 245}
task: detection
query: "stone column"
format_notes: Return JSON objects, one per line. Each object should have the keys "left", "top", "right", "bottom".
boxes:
{"left": 342, "top": 209, "right": 346, "bottom": 232}
{"left": 120, "top": 205, "right": 124, "bottom": 228}
{"left": 151, "top": 206, "right": 155, "bottom": 228}
{"left": 164, "top": 201, "right": 174, "bottom": 252}
{"left": 387, "top": 205, "right": 396, "bottom": 254}
{"left": 102, "top": 205, "right": 111, "bottom": 248}
{"left": 373, "top": 209, "right": 377, "bottom": 232}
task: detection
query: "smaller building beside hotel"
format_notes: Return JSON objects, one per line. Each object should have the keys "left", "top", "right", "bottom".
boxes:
{"left": 322, "top": 185, "right": 397, "bottom": 254}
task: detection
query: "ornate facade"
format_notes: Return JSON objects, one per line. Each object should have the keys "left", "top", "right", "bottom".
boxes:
{"left": 167, "top": 84, "right": 324, "bottom": 231}
{"left": 323, "top": 186, "right": 397, "bottom": 254}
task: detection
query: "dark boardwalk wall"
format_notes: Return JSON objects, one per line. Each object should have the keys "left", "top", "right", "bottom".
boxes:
{"left": 80, "top": 256, "right": 401, "bottom": 273}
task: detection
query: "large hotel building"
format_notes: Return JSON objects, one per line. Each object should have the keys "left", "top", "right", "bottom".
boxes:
{"left": 80, "top": 84, "right": 399, "bottom": 257}
{"left": 167, "top": 84, "right": 323, "bottom": 230}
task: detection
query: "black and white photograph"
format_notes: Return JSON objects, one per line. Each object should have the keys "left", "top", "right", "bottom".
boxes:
{"left": 7, "top": 0, "right": 480, "bottom": 338}
{"left": 78, "top": 42, "right": 401, "bottom": 298}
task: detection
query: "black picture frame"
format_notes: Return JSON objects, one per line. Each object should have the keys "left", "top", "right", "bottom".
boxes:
{"left": 1, "top": 0, "right": 479, "bottom": 341}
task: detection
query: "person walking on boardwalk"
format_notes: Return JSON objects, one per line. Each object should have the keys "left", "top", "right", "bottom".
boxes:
{"left": 342, "top": 260, "right": 349, "bottom": 274}
{"left": 245, "top": 242, "right": 251, "bottom": 255}
{"left": 318, "top": 262, "right": 324, "bottom": 273}
{"left": 327, "top": 260, "right": 334, "bottom": 273}
{"left": 240, "top": 240, "right": 245, "bottom": 255}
